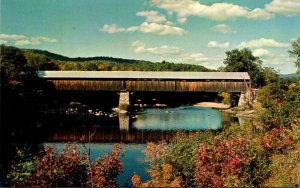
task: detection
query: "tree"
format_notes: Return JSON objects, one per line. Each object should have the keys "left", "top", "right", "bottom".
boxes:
{"left": 223, "top": 48, "right": 265, "bottom": 87}
{"left": 23, "top": 52, "right": 58, "bottom": 70}
{"left": 0, "top": 45, "right": 26, "bottom": 85}
{"left": 288, "top": 38, "right": 300, "bottom": 73}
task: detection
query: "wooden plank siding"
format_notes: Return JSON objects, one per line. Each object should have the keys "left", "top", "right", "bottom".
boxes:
{"left": 48, "top": 79, "right": 248, "bottom": 92}
{"left": 125, "top": 80, "right": 175, "bottom": 91}
{"left": 48, "top": 80, "right": 124, "bottom": 91}
{"left": 175, "top": 81, "right": 247, "bottom": 92}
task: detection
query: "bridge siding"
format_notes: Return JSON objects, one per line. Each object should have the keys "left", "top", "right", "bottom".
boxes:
{"left": 48, "top": 80, "right": 247, "bottom": 92}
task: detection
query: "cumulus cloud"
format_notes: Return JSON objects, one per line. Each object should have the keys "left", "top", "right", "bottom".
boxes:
{"left": 0, "top": 39, "right": 8, "bottom": 44}
{"left": 265, "top": 0, "right": 300, "bottom": 16}
{"left": 139, "top": 22, "right": 185, "bottom": 35}
{"left": 0, "top": 33, "right": 27, "bottom": 40}
{"left": 151, "top": 0, "right": 272, "bottom": 21}
{"left": 181, "top": 53, "right": 209, "bottom": 62}
{"left": 132, "top": 40, "right": 184, "bottom": 55}
{"left": 101, "top": 22, "right": 185, "bottom": 36}
{"left": 207, "top": 41, "right": 230, "bottom": 48}
{"left": 211, "top": 24, "right": 234, "bottom": 33}
{"left": 136, "top": 11, "right": 167, "bottom": 23}
{"left": 132, "top": 40, "right": 209, "bottom": 62}
{"left": 0, "top": 33, "right": 58, "bottom": 46}
{"left": 15, "top": 40, "right": 32, "bottom": 46}
{"left": 101, "top": 24, "right": 139, "bottom": 33}
{"left": 101, "top": 10, "right": 185, "bottom": 36}
{"left": 15, "top": 36, "right": 58, "bottom": 46}
{"left": 253, "top": 48, "right": 271, "bottom": 57}
{"left": 238, "top": 38, "right": 290, "bottom": 48}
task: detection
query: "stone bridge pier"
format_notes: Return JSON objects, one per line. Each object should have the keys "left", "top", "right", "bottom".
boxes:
{"left": 119, "top": 91, "right": 130, "bottom": 106}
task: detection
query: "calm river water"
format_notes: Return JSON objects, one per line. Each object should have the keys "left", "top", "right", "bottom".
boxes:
{"left": 42, "top": 106, "right": 235, "bottom": 186}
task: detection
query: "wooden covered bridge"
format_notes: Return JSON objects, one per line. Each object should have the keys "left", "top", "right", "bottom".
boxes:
{"left": 37, "top": 71, "right": 251, "bottom": 106}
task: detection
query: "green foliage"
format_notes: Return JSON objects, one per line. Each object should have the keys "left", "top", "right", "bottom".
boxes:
{"left": 55, "top": 60, "right": 210, "bottom": 72}
{"left": 223, "top": 48, "right": 265, "bottom": 88}
{"left": 258, "top": 73, "right": 300, "bottom": 128}
{"left": 6, "top": 147, "right": 35, "bottom": 186}
{"left": 163, "top": 131, "right": 214, "bottom": 186}
{"left": 23, "top": 51, "right": 58, "bottom": 70}
{"left": 0, "top": 44, "right": 26, "bottom": 85}
{"left": 289, "top": 38, "right": 300, "bottom": 73}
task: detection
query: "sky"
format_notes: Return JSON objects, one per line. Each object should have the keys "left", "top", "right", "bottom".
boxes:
{"left": 1, "top": 0, "right": 300, "bottom": 74}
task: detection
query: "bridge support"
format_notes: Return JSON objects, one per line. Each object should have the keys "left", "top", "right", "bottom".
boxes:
{"left": 119, "top": 114, "right": 129, "bottom": 131}
{"left": 119, "top": 91, "right": 130, "bottom": 107}
{"left": 238, "top": 89, "right": 255, "bottom": 106}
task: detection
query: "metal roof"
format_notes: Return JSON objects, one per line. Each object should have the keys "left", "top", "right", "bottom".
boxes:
{"left": 37, "top": 71, "right": 250, "bottom": 80}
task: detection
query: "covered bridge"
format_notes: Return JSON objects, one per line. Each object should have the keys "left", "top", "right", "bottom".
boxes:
{"left": 37, "top": 71, "right": 251, "bottom": 106}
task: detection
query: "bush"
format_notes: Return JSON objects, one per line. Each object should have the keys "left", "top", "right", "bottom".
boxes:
{"left": 7, "top": 143, "right": 123, "bottom": 187}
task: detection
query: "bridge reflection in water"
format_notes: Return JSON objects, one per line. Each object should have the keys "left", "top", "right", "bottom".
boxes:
{"left": 47, "top": 106, "right": 224, "bottom": 143}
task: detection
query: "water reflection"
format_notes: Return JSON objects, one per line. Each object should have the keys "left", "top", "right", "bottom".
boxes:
{"left": 133, "top": 106, "right": 222, "bottom": 130}
{"left": 46, "top": 106, "right": 223, "bottom": 143}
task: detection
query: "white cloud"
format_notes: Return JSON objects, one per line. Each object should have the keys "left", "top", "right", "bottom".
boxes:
{"left": 0, "top": 33, "right": 27, "bottom": 40}
{"left": 181, "top": 53, "right": 209, "bottom": 62}
{"left": 253, "top": 48, "right": 271, "bottom": 57}
{"left": 101, "top": 22, "right": 185, "bottom": 36}
{"left": 15, "top": 40, "right": 32, "bottom": 46}
{"left": 238, "top": 38, "right": 290, "bottom": 48}
{"left": 0, "top": 33, "right": 57, "bottom": 46}
{"left": 101, "top": 24, "right": 130, "bottom": 33}
{"left": 15, "top": 36, "right": 57, "bottom": 46}
{"left": 208, "top": 41, "right": 230, "bottom": 48}
{"left": 151, "top": 0, "right": 272, "bottom": 21}
{"left": 211, "top": 24, "right": 234, "bottom": 33}
{"left": 247, "top": 8, "right": 274, "bottom": 19}
{"left": 132, "top": 40, "right": 184, "bottom": 55}
{"left": 136, "top": 11, "right": 167, "bottom": 23}
{"left": 177, "top": 17, "right": 187, "bottom": 23}
{"left": 0, "top": 39, "right": 8, "bottom": 44}
{"left": 262, "top": 54, "right": 293, "bottom": 65}
{"left": 139, "top": 22, "right": 185, "bottom": 35}
{"left": 265, "top": 0, "right": 300, "bottom": 16}
{"left": 132, "top": 40, "right": 209, "bottom": 63}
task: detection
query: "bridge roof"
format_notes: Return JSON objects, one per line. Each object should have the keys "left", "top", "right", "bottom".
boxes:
{"left": 37, "top": 71, "right": 250, "bottom": 80}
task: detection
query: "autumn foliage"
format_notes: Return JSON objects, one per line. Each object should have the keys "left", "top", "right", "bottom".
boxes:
{"left": 7, "top": 143, "right": 122, "bottom": 187}
{"left": 194, "top": 136, "right": 250, "bottom": 187}
{"left": 131, "top": 142, "right": 183, "bottom": 187}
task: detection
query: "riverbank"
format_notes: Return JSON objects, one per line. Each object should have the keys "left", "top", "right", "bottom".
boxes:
{"left": 193, "top": 102, "right": 230, "bottom": 110}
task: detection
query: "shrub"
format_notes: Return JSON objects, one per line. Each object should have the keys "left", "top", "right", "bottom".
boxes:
{"left": 7, "top": 143, "right": 122, "bottom": 187}
{"left": 131, "top": 141, "right": 183, "bottom": 187}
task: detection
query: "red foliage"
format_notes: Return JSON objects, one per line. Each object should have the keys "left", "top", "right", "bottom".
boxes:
{"left": 22, "top": 143, "right": 122, "bottom": 187}
{"left": 86, "top": 144, "right": 123, "bottom": 187}
{"left": 194, "top": 136, "right": 250, "bottom": 187}
{"left": 262, "top": 127, "right": 295, "bottom": 152}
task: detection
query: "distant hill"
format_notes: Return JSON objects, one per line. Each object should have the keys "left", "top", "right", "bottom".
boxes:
{"left": 21, "top": 48, "right": 151, "bottom": 64}
{"left": 20, "top": 48, "right": 211, "bottom": 72}
{"left": 281, "top": 73, "right": 298, "bottom": 78}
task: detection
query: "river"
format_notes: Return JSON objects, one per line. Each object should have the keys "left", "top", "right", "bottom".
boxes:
{"left": 38, "top": 106, "right": 241, "bottom": 186}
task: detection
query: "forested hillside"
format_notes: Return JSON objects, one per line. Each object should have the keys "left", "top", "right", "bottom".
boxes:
{"left": 21, "top": 48, "right": 211, "bottom": 72}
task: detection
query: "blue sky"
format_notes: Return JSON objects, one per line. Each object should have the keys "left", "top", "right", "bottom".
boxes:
{"left": 1, "top": 0, "right": 300, "bottom": 73}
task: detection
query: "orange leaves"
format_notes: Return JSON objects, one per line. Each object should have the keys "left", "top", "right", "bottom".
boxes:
{"left": 132, "top": 142, "right": 183, "bottom": 187}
